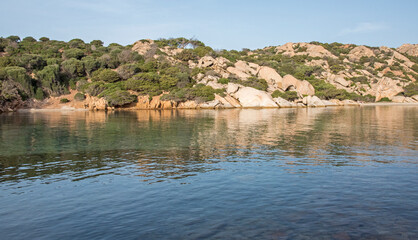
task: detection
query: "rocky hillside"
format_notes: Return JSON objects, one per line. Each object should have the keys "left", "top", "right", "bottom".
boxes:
{"left": 0, "top": 36, "right": 417, "bottom": 112}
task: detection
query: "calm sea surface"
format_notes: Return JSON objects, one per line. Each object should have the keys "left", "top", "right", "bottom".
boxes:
{"left": 0, "top": 106, "right": 417, "bottom": 239}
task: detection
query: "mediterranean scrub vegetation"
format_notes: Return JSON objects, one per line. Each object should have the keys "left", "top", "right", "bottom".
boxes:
{"left": 0, "top": 36, "right": 222, "bottom": 107}
{"left": 1, "top": 36, "right": 416, "bottom": 109}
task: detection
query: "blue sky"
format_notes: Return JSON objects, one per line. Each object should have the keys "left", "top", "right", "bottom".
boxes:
{"left": 1, "top": 0, "right": 417, "bottom": 50}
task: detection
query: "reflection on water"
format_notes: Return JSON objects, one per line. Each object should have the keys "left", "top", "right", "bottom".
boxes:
{"left": 0, "top": 106, "right": 417, "bottom": 239}
{"left": 1, "top": 107, "right": 416, "bottom": 183}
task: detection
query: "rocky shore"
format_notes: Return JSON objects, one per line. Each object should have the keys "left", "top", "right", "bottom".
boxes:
{"left": 12, "top": 88, "right": 418, "bottom": 113}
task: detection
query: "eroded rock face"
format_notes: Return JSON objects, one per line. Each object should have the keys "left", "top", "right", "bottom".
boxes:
{"left": 367, "top": 77, "right": 404, "bottom": 101}
{"left": 275, "top": 42, "right": 336, "bottom": 58}
{"left": 199, "top": 100, "right": 221, "bottom": 108}
{"left": 282, "top": 75, "right": 315, "bottom": 96}
{"left": 230, "top": 87, "right": 277, "bottom": 107}
{"left": 328, "top": 74, "right": 351, "bottom": 88}
{"left": 392, "top": 52, "right": 414, "bottom": 68}
{"left": 214, "top": 94, "right": 234, "bottom": 108}
{"left": 391, "top": 95, "right": 418, "bottom": 103}
{"left": 391, "top": 95, "right": 406, "bottom": 103}
{"left": 397, "top": 44, "right": 418, "bottom": 57}
{"left": 226, "top": 83, "right": 241, "bottom": 94}
{"left": 84, "top": 95, "right": 108, "bottom": 110}
{"left": 348, "top": 46, "right": 375, "bottom": 62}
{"left": 177, "top": 100, "right": 198, "bottom": 109}
{"left": 257, "top": 66, "right": 283, "bottom": 91}
{"left": 223, "top": 95, "right": 242, "bottom": 107}
{"left": 133, "top": 95, "right": 175, "bottom": 109}
{"left": 273, "top": 97, "right": 297, "bottom": 108}
{"left": 227, "top": 60, "right": 260, "bottom": 80}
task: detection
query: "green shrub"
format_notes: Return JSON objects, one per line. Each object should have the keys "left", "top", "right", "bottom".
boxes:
{"left": 60, "top": 98, "right": 70, "bottom": 103}
{"left": 39, "top": 37, "right": 50, "bottom": 42}
{"left": 378, "top": 97, "right": 391, "bottom": 102}
{"left": 74, "top": 92, "right": 85, "bottom": 101}
{"left": 34, "top": 88, "right": 44, "bottom": 100}
{"left": 4, "top": 66, "right": 34, "bottom": 96}
{"left": 16, "top": 54, "right": 46, "bottom": 70}
{"left": 402, "top": 82, "right": 418, "bottom": 97}
{"left": 230, "top": 77, "right": 268, "bottom": 91}
{"left": 271, "top": 90, "right": 299, "bottom": 101}
{"left": 102, "top": 89, "right": 137, "bottom": 107}
{"left": 175, "top": 49, "right": 198, "bottom": 61}
{"left": 82, "top": 82, "right": 106, "bottom": 96}
{"left": 125, "top": 72, "right": 161, "bottom": 95}
{"left": 37, "top": 64, "right": 66, "bottom": 94}
{"left": 91, "top": 69, "right": 120, "bottom": 83}
{"left": 349, "top": 76, "right": 368, "bottom": 84}
{"left": 194, "top": 46, "right": 214, "bottom": 57}
{"left": 161, "top": 84, "right": 224, "bottom": 102}
{"left": 90, "top": 40, "right": 104, "bottom": 47}
{"left": 61, "top": 58, "right": 85, "bottom": 78}
{"left": 330, "top": 64, "right": 345, "bottom": 74}
{"left": 68, "top": 38, "right": 85, "bottom": 48}
{"left": 7, "top": 35, "right": 20, "bottom": 42}
{"left": 159, "top": 75, "right": 178, "bottom": 90}
{"left": 63, "top": 48, "right": 85, "bottom": 59}
{"left": 117, "top": 63, "right": 140, "bottom": 80}
{"left": 218, "top": 78, "right": 229, "bottom": 84}
{"left": 82, "top": 56, "right": 100, "bottom": 76}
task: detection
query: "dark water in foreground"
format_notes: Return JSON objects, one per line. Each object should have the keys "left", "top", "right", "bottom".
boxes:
{"left": 0, "top": 106, "right": 417, "bottom": 239}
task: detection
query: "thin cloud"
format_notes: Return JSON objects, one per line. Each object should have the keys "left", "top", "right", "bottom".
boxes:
{"left": 339, "top": 22, "right": 388, "bottom": 36}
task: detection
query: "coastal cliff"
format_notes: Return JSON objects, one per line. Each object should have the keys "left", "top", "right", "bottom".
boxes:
{"left": 1, "top": 37, "right": 417, "bottom": 112}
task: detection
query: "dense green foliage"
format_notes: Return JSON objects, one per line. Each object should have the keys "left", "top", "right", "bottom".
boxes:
{"left": 161, "top": 84, "right": 224, "bottom": 103}
{"left": 271, "top": 90, "right": 299, "bottom": 101}
{"left": 378, "top": 97, "right": 391, "bottom": 102}
{"left": 306, "top": 78, "right": 375, "bottom": 102}
{"left": 402, "top": 82, "right": 418, "bottom": 97}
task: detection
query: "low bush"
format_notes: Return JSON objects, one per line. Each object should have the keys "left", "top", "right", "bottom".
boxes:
{"left": 74, "top": 92, "right": 85, "bottom": 101}
{"left": 402, "top": 82, "right": 418, "bottom": 97}
{"left": 230, "top": 77, "right": 268, "bottom": 91}
{"left": 218, "top": 78, "right": 229, "bottom": 84}
{"left": 101, "top": 89, "right": 136, "bottom": 107}
{"left": 271, "top": 90, "right": 299, "bottom": 101}
{"left": 60, "top": 98, "right": 70, "bottom": 103}
{"left": 378, "top": 97, "right": 391, "bottom": 102}
{"left": 161, "top": 84, "right": 224, "bottom": 102}
{"left": 92, "top": 69, "right": 120, "bottom": 83}
{"left": 349, "top": 76, "right": 368, "bottom": 84}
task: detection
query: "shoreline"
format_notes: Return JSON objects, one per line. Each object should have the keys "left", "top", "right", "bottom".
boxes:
{"left": 13, "top": 102, "right": 418, "bottom": 113}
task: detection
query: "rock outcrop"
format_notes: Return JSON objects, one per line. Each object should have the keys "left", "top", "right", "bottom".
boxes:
{"left": 282, "top": 75, "right": 315, "bottom": 96}
{"left": 226, "top": 60, "right": 259, "bottom": 80}
{"left": 327, "top": 74, "right": 351, "bottom": 88}
{"left": 132, "top": 39, "right": 154, "bottom": 55}
{"left": 257, "top": 66, "right": 283, "bottom": 91}
{"left": 230, "top": 86, "right": 278, "bottom": 107}
{"left": 367, "top": 77, "right": 404, "bottom": 101}
{"left": 84, "top": 95, "right": 108, "bottom": 111}
{"left": 133, "top": 95, "right": 175, "bottom": 109}
{"left": 276, "top": 42, "right": 336, "bottom": 58}
{"left": 347, "top": 46, "right": 376, "bottom": 62}
{"left": 303, "top": 96, "right": 326, "bottom": 107}
{"left": 273, "top": 97, "right": 298, "bottom": 108}
{"left": 397, "top": 44, "right": 418, "bottom": 57}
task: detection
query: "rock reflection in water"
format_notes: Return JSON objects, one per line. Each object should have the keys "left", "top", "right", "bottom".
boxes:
{"left": 0, "top": 106, "right": 416, "bottom": 184}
